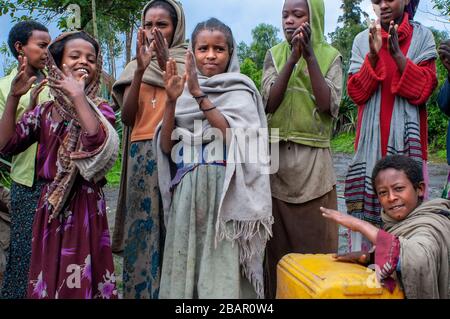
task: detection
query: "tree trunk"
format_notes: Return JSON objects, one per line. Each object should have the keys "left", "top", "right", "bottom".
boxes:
{"left": 125, "top": 24, "right": 134, "bottom": 64}
{"left": 108, "top": 36, "right": 116, "bottom": 80}
{"left": 91, "top": 0, "right": 98, "bottom": 39}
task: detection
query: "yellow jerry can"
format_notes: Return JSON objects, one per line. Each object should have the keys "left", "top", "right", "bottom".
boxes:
{"left": 276, "top": 254, "right": 404, "bottom": 299}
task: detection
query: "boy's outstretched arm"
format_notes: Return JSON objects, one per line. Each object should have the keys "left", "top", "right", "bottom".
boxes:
{"left": 320, "top": 207, "right": 379, "bottom": 245}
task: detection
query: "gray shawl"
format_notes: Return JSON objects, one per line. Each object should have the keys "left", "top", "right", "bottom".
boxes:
{"left": 345, "top": 21, "right": 437, "bottom": 226}
{"left": 154, "top": 42, "right": 273, "bottom": 298}
{"left": 382, "top": 199, "right": 450, "bottom": 299}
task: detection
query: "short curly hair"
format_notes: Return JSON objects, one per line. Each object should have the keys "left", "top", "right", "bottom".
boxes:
{"left": 8, "top": 20, "right": 49, "bottom": 59}
{"left": 371, "top": 155, "right": 424, "bottom": 193}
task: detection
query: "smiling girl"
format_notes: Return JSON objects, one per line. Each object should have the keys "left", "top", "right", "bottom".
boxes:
{"left": 0, "top": 31, "right": 119, "bottom": 299}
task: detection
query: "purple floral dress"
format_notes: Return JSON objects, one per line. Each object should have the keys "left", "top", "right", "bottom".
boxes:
{"left": 0, "top": 101, "right": 118, "bottom": 299}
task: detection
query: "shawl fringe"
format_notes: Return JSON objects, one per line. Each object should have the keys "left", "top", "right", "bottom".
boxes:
{"left": 216, "top": 216, "right": 274, "bottom": 299}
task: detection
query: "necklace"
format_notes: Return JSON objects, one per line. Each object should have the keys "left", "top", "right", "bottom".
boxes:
{"left": 151, "top": 87, "right": 157, "bottom": 109}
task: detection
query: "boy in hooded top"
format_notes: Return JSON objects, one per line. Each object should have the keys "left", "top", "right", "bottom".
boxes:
{"left": 0, "top": 20, "right": 51, "bottom": 299}
{"left": 322, "top": 155, "right": 450, "bottom": 299}
{"left": 262, "top": 0, "right": 343, "bottom": 298}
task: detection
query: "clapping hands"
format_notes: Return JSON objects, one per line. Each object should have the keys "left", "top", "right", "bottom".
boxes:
{"left": 136, "top": 27, "right": 154, "bottom": 72}
{"left": 136, "top": 27, "right": 171, "bottom": 73}
{"left": 9, "top": 56, "right": 37, "bottom": 98}
{"left": 290, "top": 22, "right": 314, "bottom": 62}
{"left": 47, "top": 64, "right": 87, "bottom": 102}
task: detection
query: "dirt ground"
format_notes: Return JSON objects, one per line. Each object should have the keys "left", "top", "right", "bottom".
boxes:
{"left": 102, "top": 152, "right": 449, "bottom": 297}
{"left": 1, "top": 153, "right": 448, "bottom": 296}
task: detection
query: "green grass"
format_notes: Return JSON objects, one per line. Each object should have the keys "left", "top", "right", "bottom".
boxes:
{"left": 428, "top": 148, "right": 447, "bottom": 164}
{"left": 331, "top": 132, "right": 356, "bottom": 154}
{"left": 106, "top": 154, "right": 122, "bottom": 187}
{"left": 331, "top": 132, "right": 448, "bottom": 163}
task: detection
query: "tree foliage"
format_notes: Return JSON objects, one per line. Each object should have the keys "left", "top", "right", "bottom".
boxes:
{"left": 0, "top": 42, "right": 17, "bottom": 76}
{"left": 238, "top": 23, "right": 281, "bottom": 88}
{"left": 240, "top": 58, "right": 262, "bottom": 90}
{"left": 0, "top": 0, "right": 148, "bottom": 76}
{"left": 329, "top": 0, "right": 366, "bottom": 67}
{"left": 433, "top": 0, "right": 450, "bottom": 16}
{"left": 328, "top": 0, "right": 367, "bottom": 135}
{"left": 0, "top": 0, "right": 146, "bottom": 31}
{"left": 426, "top": 28, "right": 449, "bottom": 152}
{"left": 337, "top": 0, "right": 364, "bottom": 26}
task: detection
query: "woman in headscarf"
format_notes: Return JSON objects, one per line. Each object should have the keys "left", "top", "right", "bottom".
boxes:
{"left": 111, "top": 0, "right": 187, "bottom": 299}
{"left": 156, "top": 18, "right": 273, "bottom": 299}
{"left": 0, "top": 31, "right": 119, "bottom": 299}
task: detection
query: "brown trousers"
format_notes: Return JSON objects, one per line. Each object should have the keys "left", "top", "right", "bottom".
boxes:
{"left": 264, "top": 187, "right": 338, "bottom": 298}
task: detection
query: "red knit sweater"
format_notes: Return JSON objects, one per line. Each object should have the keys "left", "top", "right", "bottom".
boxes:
{"left": 348, "top": 14, "right": 437, "bottom": 160}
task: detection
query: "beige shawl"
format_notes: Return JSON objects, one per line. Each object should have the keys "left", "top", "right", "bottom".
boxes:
{"left": 382, "top": 198, "right": 450, "bottom": 299}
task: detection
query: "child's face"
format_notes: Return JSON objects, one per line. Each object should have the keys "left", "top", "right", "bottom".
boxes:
{"left": 18, "top": 30, "right": 51, "bottom": 70}
{"left": 143, "top": 7, "right": 175, "bottom": 47}
{"left": 61, "top": 38, "right": 97, "bottom": 85}
{"left": 282, "top": 0, "right": 309, "bottom": 44}
{"left": 375, "top": 168, "right": 425, "bottom": 221}
{"left": 193, "top": 30, "right": 231, "bottom": 77}
{"left": 371, "top": 0, "right": 410, "bottom": 26}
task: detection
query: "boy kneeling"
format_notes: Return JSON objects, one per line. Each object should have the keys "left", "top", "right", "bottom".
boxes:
{"left": 321, "top": 155, "right": 450, "bottom": 299}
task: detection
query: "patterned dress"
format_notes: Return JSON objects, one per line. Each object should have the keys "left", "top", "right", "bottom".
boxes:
{"left": 122, "top": 139, "right": 163, "bottom": 299}
{"left": 0, "top": 101, "right": 118, "bottom": 299}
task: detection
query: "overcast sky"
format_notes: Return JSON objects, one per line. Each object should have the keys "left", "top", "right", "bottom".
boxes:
{"left": 0, "top": 0, "right": 448, "bottom": 76}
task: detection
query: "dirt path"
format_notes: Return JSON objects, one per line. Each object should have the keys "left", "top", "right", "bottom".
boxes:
{"left": 2, "top": 154, "right": 446, "bottom": 295}
{"left": 102, "top": 153, "right": 449, "bottom": 296}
